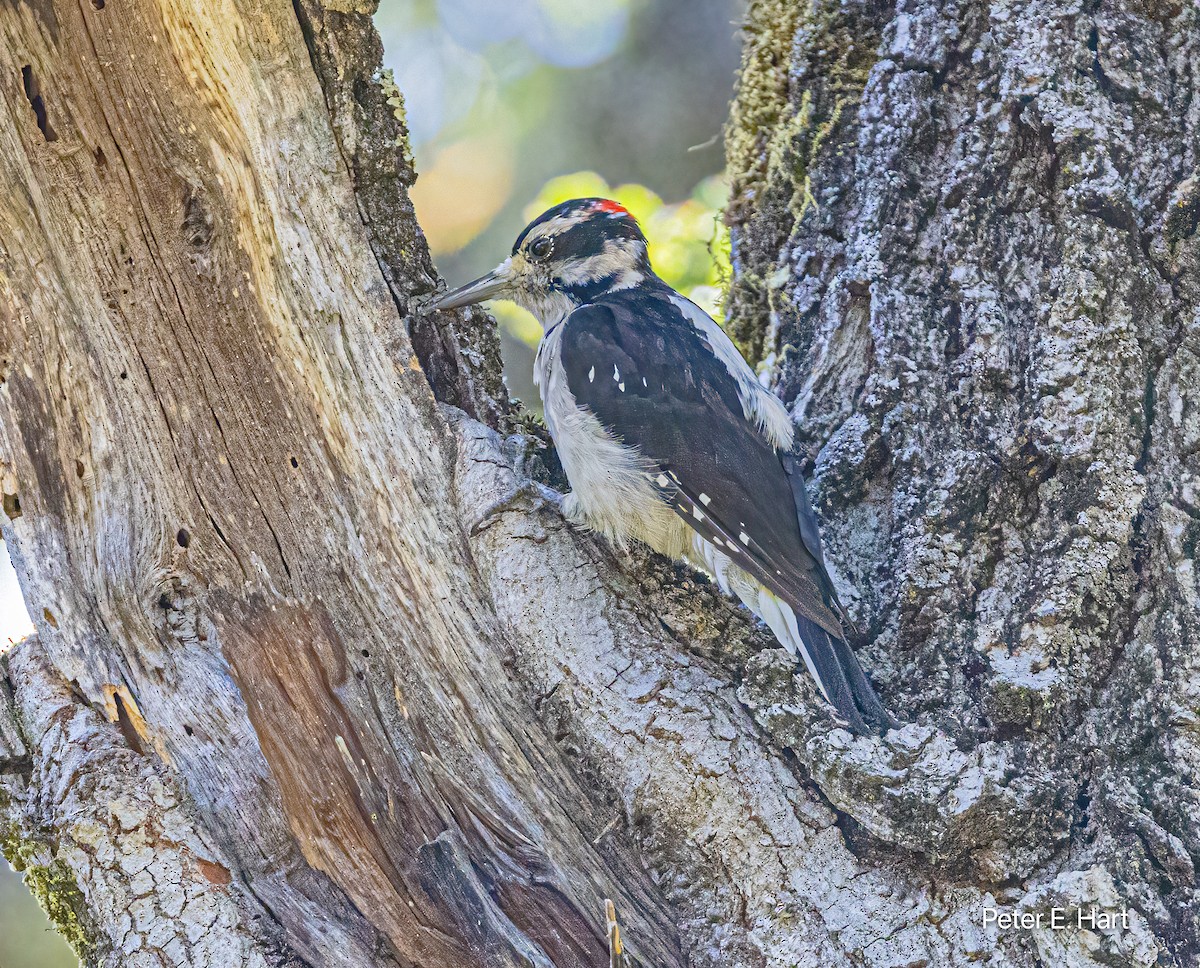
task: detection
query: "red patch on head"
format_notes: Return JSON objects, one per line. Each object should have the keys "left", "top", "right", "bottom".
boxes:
{"left": 592, "top": 199, "right": 629, "bottom": 216}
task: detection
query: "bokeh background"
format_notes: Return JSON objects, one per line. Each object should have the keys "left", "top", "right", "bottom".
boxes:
{"left": 388, "top": 0, "right": 742, "bottom": 406}
{"left": 0, "top": 0, "right": 743, "bottom": 962}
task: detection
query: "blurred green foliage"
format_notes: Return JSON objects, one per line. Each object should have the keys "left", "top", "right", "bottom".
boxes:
{"left": 377, "top": 0, "right": 739, "bottom": 263}
{"left": 491, "top": 170, "right": 732, "bottom": 350}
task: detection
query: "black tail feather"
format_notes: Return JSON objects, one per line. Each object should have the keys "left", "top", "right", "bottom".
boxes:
{"left": 794, "top": 613, "right": 892, "bottom": 735}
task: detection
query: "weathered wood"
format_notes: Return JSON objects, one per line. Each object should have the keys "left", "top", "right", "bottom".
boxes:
{"left": 0, "top": 662, "right": 27, "bottom": 765}
{"left": 0, "top": 0, "right": 684, "bottom": 963}
{"left": 2, "top": 637, "right": 278, "bottom": 967}
{"left": 290, "top": 0, "right": 510, "bottom": 427}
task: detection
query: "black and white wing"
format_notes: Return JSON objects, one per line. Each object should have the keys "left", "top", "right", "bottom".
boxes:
{"left": 558, "top": 291, "right": 888, "bottom": 730}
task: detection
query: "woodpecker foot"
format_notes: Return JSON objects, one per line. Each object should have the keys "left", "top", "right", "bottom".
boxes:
{"left": 470, "top": 481, "right": 563, "bottom": 536}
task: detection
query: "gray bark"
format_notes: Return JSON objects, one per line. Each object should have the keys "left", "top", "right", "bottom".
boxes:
{"left": 0, "top": 0, "right": 1196, "bottom": 967}
{"left": 725, "top": 0, "right": 1200, "bottom": 964}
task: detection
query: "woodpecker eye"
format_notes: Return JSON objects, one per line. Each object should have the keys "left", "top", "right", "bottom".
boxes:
{"left": 528, "top": 238, "right": 553, "bottom": 261}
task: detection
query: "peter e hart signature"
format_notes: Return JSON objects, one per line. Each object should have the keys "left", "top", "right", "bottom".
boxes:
{"left": 983, "top": 906, "right": 1131, "bottom": 931}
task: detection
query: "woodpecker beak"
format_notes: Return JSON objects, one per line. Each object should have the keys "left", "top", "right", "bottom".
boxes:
{"left": 432, "top": 265, "right": 511, "bottom": 311}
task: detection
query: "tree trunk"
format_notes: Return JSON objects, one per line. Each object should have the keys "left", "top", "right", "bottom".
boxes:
{"left": 0, "top": 1, "right": 1196, "bottom": 968}
{"left": 723, "top": 0, "right": 1200, "bottom": 964}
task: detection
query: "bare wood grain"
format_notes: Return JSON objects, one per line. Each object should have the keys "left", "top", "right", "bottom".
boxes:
{"left": 0, "top": 0, "right": 683, "bottom": 964}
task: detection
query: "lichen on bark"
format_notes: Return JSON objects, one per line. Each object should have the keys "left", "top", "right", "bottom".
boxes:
{"left": 0, "top": 841, "right": 94, "bottom": 961}
{"left": 1, "top": 669, "right": 93, "bottom": 961}
{"left": 1, "top": 641, "right": 278, "bottom": 967}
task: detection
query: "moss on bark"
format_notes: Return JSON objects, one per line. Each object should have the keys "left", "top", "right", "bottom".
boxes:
{"left": 725, "top": 0, "right": 883, "bottom": 365}
{"left": 1, "top": 835, "right": 95, "bottom": 963}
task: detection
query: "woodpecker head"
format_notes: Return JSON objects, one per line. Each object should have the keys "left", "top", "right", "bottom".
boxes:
{"left": 433, "top": 198, "right": 652, "bottom": 325}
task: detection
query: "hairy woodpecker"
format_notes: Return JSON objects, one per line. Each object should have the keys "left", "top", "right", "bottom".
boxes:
{"left": 434, "top": 198, "right": 890, "bottom": 734}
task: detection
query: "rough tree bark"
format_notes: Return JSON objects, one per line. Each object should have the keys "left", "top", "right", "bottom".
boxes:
{"left": 0, "top": 1, "right": 1196, "bottom": 968}
{"left": 723, "top": 0, "right": 1200, "bottom": 964}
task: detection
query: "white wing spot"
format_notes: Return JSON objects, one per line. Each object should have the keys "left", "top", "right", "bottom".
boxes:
{"left": 712, "top": 536, "right": 724, "bottom": 547}
{"left": 588, "top": 366, "right": 595, "bottom": 383}
{"left": 618, "top": 382, "right": 625, "bottom": 392}
{"left": 613, "top": 364, "right": 620, "bottom": 382}
{"left": 739, "top": 532, "right": 750, "bottom": 545}
{"left": 692, "top": 507, "right": 705, "bottom": 521}
{"left": 699, "top": 493, "right": 711, "bottom": 506}
{"left": 656, "top": 474, "right": 670, "bottom": 487}
{"left": 642, "top": 376, "right": 648, "bottom": 387}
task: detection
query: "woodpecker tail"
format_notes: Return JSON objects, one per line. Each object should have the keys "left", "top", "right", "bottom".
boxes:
{"left": 755, "top": 590, "right": 891, "bottom": 734}
{"left": 791, "top": 612, "right": 892, "bottom": 734}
